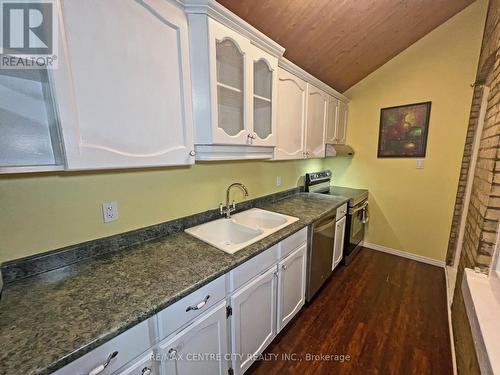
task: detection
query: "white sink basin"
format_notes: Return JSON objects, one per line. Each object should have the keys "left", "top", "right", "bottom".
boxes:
{"left": 185, "top": 208, "right": 299, "bottom": 254}
{"left": 232, "top": 208, "right": 288, "bottom": 229}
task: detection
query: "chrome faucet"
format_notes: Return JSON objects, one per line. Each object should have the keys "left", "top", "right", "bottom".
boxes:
{"left": 220, "top": 183, "right": 249, "bottom": 218}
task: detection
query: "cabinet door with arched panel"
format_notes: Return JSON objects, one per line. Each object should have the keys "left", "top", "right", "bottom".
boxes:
{"left": 250, "top": 47, "right": 277, "bottom": 146}
{"left": 325, "top": 96, "right": 339, "bottom": 144}
{"left": 336, "top": 101, "right": 349, "bottom": 145}
{"left": 305, "top": 84, "right": 328, "bottom": 158}
{"left": 209, "top": 20, "right": 252, "bottom": 145}
{"left": 275, "top": 68, "right": 307, "bottom": 160}
{"left": 54, "top": 0, "right": 195, "bottom": 170}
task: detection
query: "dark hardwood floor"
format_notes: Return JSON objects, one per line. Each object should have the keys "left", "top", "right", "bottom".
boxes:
{"left": 248, "top": 248, "right": 453, "bottom": 375}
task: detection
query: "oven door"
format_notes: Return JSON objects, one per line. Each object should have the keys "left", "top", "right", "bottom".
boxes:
{"left": 345, "top": 200, "right": 368, "bottom": 260}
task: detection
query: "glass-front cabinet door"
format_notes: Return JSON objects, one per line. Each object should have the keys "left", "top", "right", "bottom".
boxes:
{"left": 210, "top": 21, "right": 252, "bottom": 145}
{"left": 0, "top": 64, "right": 64, "bottom": 172}
{"left": 251, "top": 49, "right": 277, "bottom": 146}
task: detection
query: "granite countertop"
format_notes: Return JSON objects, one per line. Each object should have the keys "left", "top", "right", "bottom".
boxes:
{"left": 329, "top": 186, "right": 368, "bottom": 202}
{"left": 0, "top": 193, "right": 348, "bottom": 375}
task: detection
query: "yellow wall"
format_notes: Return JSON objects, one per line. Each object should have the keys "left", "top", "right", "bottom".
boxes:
{"left": 0, "top": 0, "right": 487, "bottom": 264}
{"left": 325, "top": 0, "right": 487, "bottom": 261}
{"left": 0, "top": 159, "right": 322, "bottom": 263}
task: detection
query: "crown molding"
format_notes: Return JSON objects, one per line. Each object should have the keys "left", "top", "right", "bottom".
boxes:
{"left": 181, "top": 0, "right": 285, "bottom": 58}
{"left": 279, "top": 57, "right": 349, "bottom": 103}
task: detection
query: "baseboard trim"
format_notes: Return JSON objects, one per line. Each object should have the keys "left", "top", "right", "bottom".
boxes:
{"left": 361, "top": 241, "right": 446, "bottom": 268}
{"left": 445, "top": 267, "right": 458, "bottom": 375}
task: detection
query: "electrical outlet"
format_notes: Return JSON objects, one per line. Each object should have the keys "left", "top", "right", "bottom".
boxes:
{"left": 276, "top": 176, "right": 282, "bottom": 187}
{"left": 102, "top": 201, "right": 119, "bottom": 223}
{"left": 416, "top": 159, "right": 425, "bottom": 169}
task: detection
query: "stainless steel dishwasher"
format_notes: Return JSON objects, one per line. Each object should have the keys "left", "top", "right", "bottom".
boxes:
{"left": 306, "top": 212, "right": 336, "bottom": 301}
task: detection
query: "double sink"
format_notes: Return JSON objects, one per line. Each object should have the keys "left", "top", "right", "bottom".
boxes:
{"left": 185, "top": 208, "right": 299, "bottom": 254}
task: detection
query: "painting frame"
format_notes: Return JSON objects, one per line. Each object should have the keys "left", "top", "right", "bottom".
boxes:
{"left": 377, "top": 101, "right": 432, "bottom": 158}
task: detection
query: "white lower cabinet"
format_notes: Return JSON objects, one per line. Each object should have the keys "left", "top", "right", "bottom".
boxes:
{"left": 116, "top": 351, "right": 157, "bottom": 375}
{"left": 159, "top": 301, "right": 229, "bottom": 375}
{"left": 52, "top": 319, "right": 156, "bottom": 375}
{"left": 228, "top": 228, "right": 308, "bottom": 374}
{"left": 51, "top": 229, "right": 308, "bottom": 375}
{"left": 277, "top": 244, "right": 307, "bottom": 333}
{"left": 229, "top": 266, "right": 277, "bottom": 375}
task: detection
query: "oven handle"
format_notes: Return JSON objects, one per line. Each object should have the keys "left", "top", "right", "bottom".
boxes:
{"left": 350, "top": 201, "right": 368, "bottom": 214}
{"left": 362, "top": 212, "right": 369, "bottom": 224}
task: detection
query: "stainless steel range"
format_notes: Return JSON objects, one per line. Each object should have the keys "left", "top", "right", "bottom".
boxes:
{"left": 305, "top": 170, "right": 369, "bottom": 265}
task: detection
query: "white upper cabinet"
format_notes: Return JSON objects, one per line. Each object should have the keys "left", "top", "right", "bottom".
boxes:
{"left": 274, "top": 58, "right": 350, "bottom": 161}
{"left": 210, "top": 21, "right": 251, "bottom": 145}
{"left": 53, "top": 0, "right": 194, "bottom": 170}
{"left": 251, "top": 47, "right": 278, "bottom": 146}
{"left": 184, "top": 1, "right": 283, "bottom": 160}
{"left": 305, "top": 84, "right": 328, "bottom": 158}
{"left": 325, "top": 96, "right": 348, "bottom": 145}
{"left": 325, "top": 96, "right": 339, "bottom": 144}
{"left": 337, "top": 100, "right": 349, "bottom": 144}
{"left": 275, "top": 68, "right": 307, "bottom": 160}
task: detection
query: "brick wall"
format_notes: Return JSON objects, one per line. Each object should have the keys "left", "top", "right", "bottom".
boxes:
{"left": 447, "top": 1, "right": 500, "bottom": 268}
{"left": 448, "top": 0, "right": 500, "bottom": 373}
{"left": 446, "top": 86, "right": 485, "bottom": 264}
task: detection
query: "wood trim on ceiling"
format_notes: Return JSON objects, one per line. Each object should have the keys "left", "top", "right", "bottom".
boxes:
{"left": 216, "top": 0, "right": 475, "bottom": 92}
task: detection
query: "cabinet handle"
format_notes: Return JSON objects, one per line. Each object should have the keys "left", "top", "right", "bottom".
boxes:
{"left": 88, "top": 351, "right": 118, "bottom": 375}
{"left": 185, "top": 295, "right": 210, "bottom": 312}
{"left": 142, "top": 367, "right": 152, "bottom": 375}
{"left": 247, "top": 133, "right": 256, "bottom": 140}
{"left": 189, "top": 150, "right": 196, "bottom": 157}
{"left": 282, "top": 264, "right": 287, "bottom": 271}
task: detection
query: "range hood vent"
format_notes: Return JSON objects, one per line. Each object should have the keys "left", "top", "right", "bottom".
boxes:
{"left": 325, "top": 144, "right": 355, "bottom": 157}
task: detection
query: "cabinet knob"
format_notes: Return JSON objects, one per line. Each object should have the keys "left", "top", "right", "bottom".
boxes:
{"left": 282, "top": 264, "right": 287, "bottom": 271}
{"left": 189, "top": 150, "right": 196, "bottom": 157}
{"left": 247, "top": 133, "right": 256, "bottom": 140}
{"left": 142, "top": 367, "right": 152, "bottom": 375}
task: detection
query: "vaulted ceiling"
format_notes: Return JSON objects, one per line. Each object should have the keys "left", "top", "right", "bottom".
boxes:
{"left": 216, "top": 0, "right": 475, "bottom": 92}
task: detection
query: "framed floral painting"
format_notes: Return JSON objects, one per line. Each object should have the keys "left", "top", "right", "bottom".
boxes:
{"left": 377, "top": 101, "right": 431, "bottom": 158}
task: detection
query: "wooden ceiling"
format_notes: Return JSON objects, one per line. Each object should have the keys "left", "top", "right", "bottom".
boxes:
{"left": 216, "top": 0, "right": 475, "bottom": 92}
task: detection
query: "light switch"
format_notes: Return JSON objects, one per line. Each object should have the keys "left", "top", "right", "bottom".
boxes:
{"left": 416, "top": 159, "right": 425, "bottom": 169}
